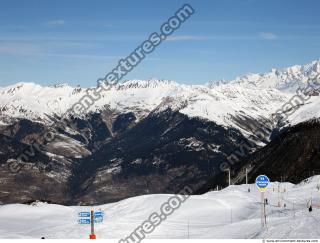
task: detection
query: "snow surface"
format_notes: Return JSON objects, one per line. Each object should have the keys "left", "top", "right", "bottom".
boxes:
{"left": 1, "top": 176, "right": 320, "bottom": 239}
{"left": 286, "top": 96, "right": 320, "bottom": 126}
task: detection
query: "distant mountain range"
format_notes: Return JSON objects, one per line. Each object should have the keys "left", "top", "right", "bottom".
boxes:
{"left": 0, "top": 60, "right": 320, "bottom": 205}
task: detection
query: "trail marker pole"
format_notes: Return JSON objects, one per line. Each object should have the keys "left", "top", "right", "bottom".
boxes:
{"left": 277, "top": 183, "right": 280, "bottom": 207}
{"left": 78, "top": 210, "right": 104, "bottom": 239}
{"left": 256, "top": 175, "right": 270, "bottom": 228}
{"left": 245, "top": 168, "right": 248, "bottom": 185}
{"left": 90, "top": 210, "right": 96, "bottom": 239}
{"left": 187, "top": 220, "right": 190, "bottom": 239}
{"left": 260, "top": 192, "right": 264, "bottom": 227}
{"left": 227, "top": 169, "right": 231, "bottom": 187}
{"left": 246, "top": 168, "right": 250, "bottom": 192}
{"left": 263, "top": 195, "right": 267, "bottom": 226}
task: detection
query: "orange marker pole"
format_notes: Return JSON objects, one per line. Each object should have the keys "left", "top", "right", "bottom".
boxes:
{"left": 90, "top": 210, "right": 96, "bottom": 239}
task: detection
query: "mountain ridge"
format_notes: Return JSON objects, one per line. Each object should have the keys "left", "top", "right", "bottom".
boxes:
{"left": 0, "top": 60, "right": 320, "bottom": 205}
{"left": 1, "top": 60, "right": 319, "bottom": 126}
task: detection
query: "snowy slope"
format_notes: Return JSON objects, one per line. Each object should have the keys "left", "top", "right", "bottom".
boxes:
{"left": 284, "top": 96, "right": 320, "bottom": 126}
{"left": 1, "top": 176, "right": 320, "bottom": 239}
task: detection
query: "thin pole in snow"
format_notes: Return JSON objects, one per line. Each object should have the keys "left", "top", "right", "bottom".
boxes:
{"left": 246, "top": 168, "right": 248, "bottom": 185}
{"left": 264, "top": 196, "right": 267, "bottom": 227}
{"left": 260, "top": 192, "right": 267, "bottom": 228}
{"left": 278, "top": 183, "right": 281, "bottom": 207}
{"left": 187, "top": 220, "right": 190, "bottom": 239}
{"left": 90, "top": 210, "right": 96, "bottom": 239}
{"left": 246, "top": 168, "right": 250, "bottom": 192}
{"left": 261, "top": 192, "right": 264, "bottom": 227}
{"left": 227, "top": 169, "right": 231, "bottom": 187}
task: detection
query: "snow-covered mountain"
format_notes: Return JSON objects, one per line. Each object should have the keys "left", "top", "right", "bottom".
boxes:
{"left": 228, "top": 60, "right": 320, "bottom": 92}
{"left": 1, "top": 60, "right": 320, "bottom": 129}
{"left": 0, "top": 60, "right": 320, "bottom": 205}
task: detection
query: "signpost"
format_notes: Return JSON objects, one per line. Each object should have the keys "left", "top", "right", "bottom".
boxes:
{"left": 94, "top": 211, "right": 104, "bottom": 218}
{"left": 78, "top": 218, "right": 91, "bottom": 224}
{"left": 256, "top": 175, "right": 269, "bottom": 228}
{"left": 78, "top": 212, "right": 91, "bottom": 217}
{"left": 90, "top": 210, "right": 95, "bottom": 239}
{"left": 78, "top": 210, "right": 105, "bottom": 239}
{"left": 94, "top": 217, "right": 103, "bottom": 223}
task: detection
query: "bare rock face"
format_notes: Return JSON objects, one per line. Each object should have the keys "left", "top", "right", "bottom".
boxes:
{"left": 0, "top": 108, "right": 254, "bottom": 205}
{"left": 68, "top": 109, "right": 252, "bottom": 205}
{"left": 0, "top": 134, "right": 72, "bottom": 204}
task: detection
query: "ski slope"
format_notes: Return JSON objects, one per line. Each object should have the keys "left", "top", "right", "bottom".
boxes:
{"left": 1, "top": 176, "right": 320, "bottom": 239}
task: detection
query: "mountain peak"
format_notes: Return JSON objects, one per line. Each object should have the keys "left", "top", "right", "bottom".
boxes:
{"left": 118, "top": 79, "right": 178, "bottom": 89}
{"left": 206, "top": 79, "right": 228, "bottom": 88}
{"left": 49, "top": 83, "right": 73, "bottom": 89}
{"left": 229, "top": 59, "right": 320, "bottom": 92}
{"left": 1, "top": 82, "right": 42, "bottom": 93}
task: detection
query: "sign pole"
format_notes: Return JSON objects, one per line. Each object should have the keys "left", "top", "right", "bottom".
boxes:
{"left": 278, "top": 183, "right": 280, "bottom": 207}
{"left": 256, "top": 175, "right": 269, "bottom": 229}
{"left": 78, "top": 210, "right": 104, "bottom": 239}
{"left": 261, "top": 192, "right": 264, "bottom": 227}
{"left": 246, "top": 168, "right": 250, "bottom": 192}
{"left": 90, "top": 210, "right": 96, "bottom": 239}
{"left": 263, "top": 192, "right": 267, "bottom": 226}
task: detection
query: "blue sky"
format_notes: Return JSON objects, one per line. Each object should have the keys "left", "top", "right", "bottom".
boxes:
{"left": 0, "top": 0, "right": 320, "bottom": 87}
